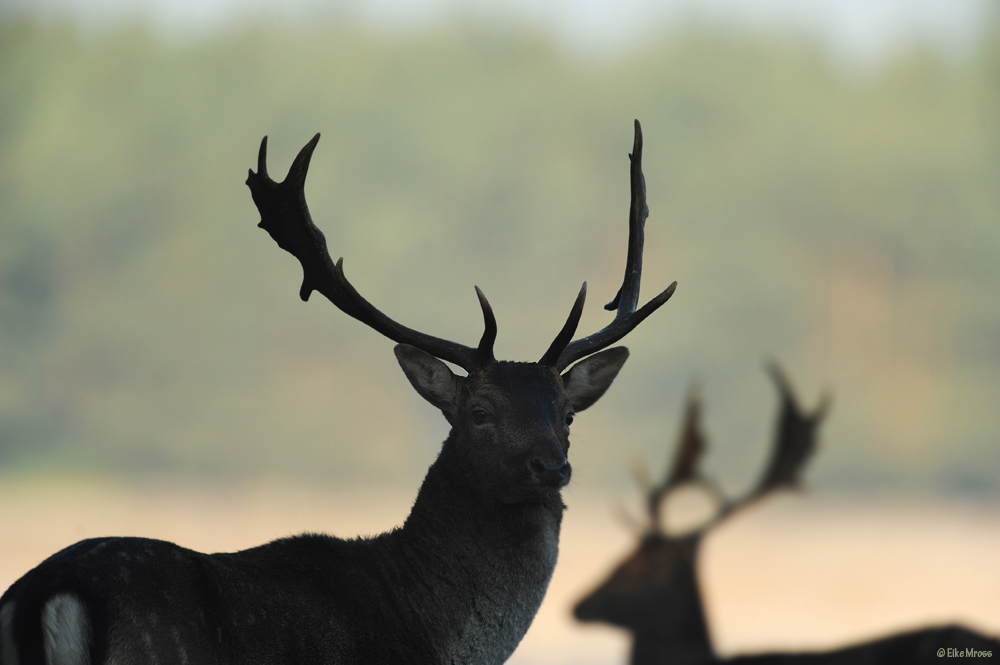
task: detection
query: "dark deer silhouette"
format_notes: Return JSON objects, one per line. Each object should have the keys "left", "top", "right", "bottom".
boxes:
{"left": 0, "top": 121, "right": 675, "bottom": 665}
{"left": 574, "top": 367, "right": 998, "bottom": 664}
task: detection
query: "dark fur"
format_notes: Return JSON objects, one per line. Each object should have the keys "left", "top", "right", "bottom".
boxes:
{"left": 576, "top": 534, "right": 999, "bottom": 665}
{"left": 2, "top": 354, "right": 627, "bottom": 665}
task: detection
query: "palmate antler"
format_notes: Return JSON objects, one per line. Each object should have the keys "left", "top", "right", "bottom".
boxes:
{"left": 708, "top": 364, "right": 831, "bottom": 524}
{"left": 245, "top": 121, "right": 675, "bottom": 373}
{"left": 246, "top": 134, "right": 498, "bottom": 372}
{"left": 553, "top": 121, "right": 677, "bottom": 371}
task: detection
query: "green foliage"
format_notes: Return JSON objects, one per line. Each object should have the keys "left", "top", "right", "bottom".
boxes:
{"left": 0, "top": 17, "right": 997, "bottom": 493}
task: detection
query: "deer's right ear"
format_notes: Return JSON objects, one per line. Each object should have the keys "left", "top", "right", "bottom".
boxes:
{"left": 394, "top": 344, "right": 461, "bottom": 414}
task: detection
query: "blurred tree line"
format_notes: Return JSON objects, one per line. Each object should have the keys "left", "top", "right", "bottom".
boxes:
{"left": 0, "top": 15, "right": 998, "bottom": 493}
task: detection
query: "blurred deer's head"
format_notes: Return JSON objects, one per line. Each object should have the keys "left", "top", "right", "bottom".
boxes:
{"left": 574, "top": 366, "right": 830, "bottom": 661}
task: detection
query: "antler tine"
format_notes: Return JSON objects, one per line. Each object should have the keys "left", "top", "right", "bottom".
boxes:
{"left": 538, "top": 283, "right": 586, "bottom": 366}
{"left": 256, "top": 136, "right": 269, "bottom": 179}
{"left": 247, "top": 134, "right": 496, "bottom": 372}
{"left": 628, "top": 454, "right": 655, "bottom": 494}
{"left": 665, "top": 385, "right": 707, "bottom": 488}
{"left": 555, "top": 120, "right": 677, "bottom": 372}
{"left": 753, "top": 362, "right": 828, "bottom": 493}
{"left": 605, "top": 119, "right": 650, "bottom": 315}
{"left": 715, "top": 363, "right": 828, "bottom": 522}
{"left": 647, "top": 386, "right": 710, "bottom": 532}
{"left": 474, "top": 286, "right": 498, "bottom": 365}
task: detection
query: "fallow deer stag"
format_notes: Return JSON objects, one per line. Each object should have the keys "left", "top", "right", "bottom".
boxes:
{"left": 0, "top": 121, "right": 676, "bottom": 665}
{"left": 574, "top": 367, "right": 999, "bottom": 664}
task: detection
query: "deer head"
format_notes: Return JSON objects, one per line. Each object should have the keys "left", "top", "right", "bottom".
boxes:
{"left": 574, "top": 365, "right": 830, "bottom": 662}
{"left": 245, "top": 121, "right": 676, "bottom": 505}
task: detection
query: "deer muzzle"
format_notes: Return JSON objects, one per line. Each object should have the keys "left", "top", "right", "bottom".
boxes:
{"left": 528, "top": 447, "right": 571, "bottom": 488}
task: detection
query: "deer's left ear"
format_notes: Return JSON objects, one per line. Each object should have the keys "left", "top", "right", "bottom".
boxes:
{"left": 562, "top": 347, "right": 629, "bottom": 412}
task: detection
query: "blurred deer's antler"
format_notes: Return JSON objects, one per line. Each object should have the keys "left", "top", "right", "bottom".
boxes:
{"left": 645, "top": 385, "right": 709, "bottom": 531}
{"left": 638, "top": 365, "right": 830, "bottom": 538}
{"left": 707, "top": 362, "right": 831, "bottom": 527}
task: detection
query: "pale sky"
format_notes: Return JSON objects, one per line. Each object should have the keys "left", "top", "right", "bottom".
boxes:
{"left": 2, "top": 0, "right": 994, "bottom": 67}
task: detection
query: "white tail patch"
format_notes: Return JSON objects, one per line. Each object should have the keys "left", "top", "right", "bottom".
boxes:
{"left": 41, "top": 594, "right": 90, "bottom": 665}
{"left": 1, "top": 602, "right": 19, "bottom": 665}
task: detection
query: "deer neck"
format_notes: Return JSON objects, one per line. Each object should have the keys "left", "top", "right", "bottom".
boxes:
{"left": 631, "top": 559, "right": 715, "bottom": 665}
{"left": 631, "top": 635, "right": 715, "bottom": 665}
{"left": 396, "top": 443, "right": 564, "bottom": 664}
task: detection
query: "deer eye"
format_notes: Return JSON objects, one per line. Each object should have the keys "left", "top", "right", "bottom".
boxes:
{"left": 565, "top": 413, "right": 575, "bottom": 427}
{"left": 471, "top": 409, "right": 489, "bottom": 425}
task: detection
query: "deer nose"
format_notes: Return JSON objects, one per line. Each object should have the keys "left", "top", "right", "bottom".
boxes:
{"left": 529, "top": 455, "right": 570, "bottom": 487}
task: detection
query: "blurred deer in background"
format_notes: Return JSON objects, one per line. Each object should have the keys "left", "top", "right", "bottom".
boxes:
{"left": 1, "top": 121, "right": 676, "bottom": 665}
{"left": 574, "top": 366, "right": 999, "bottom": 664}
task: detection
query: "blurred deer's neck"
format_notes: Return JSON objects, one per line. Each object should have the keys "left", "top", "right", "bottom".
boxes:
{"left": 632, "top": 635, "right": 714, "bottom": 665}
{"left": 632, "top": 561, "right": 715, "bottom": 665}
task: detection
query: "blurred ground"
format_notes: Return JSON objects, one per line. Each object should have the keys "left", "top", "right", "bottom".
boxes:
{"left": 2, "top": 478, "right": 997, "bottom": 664}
